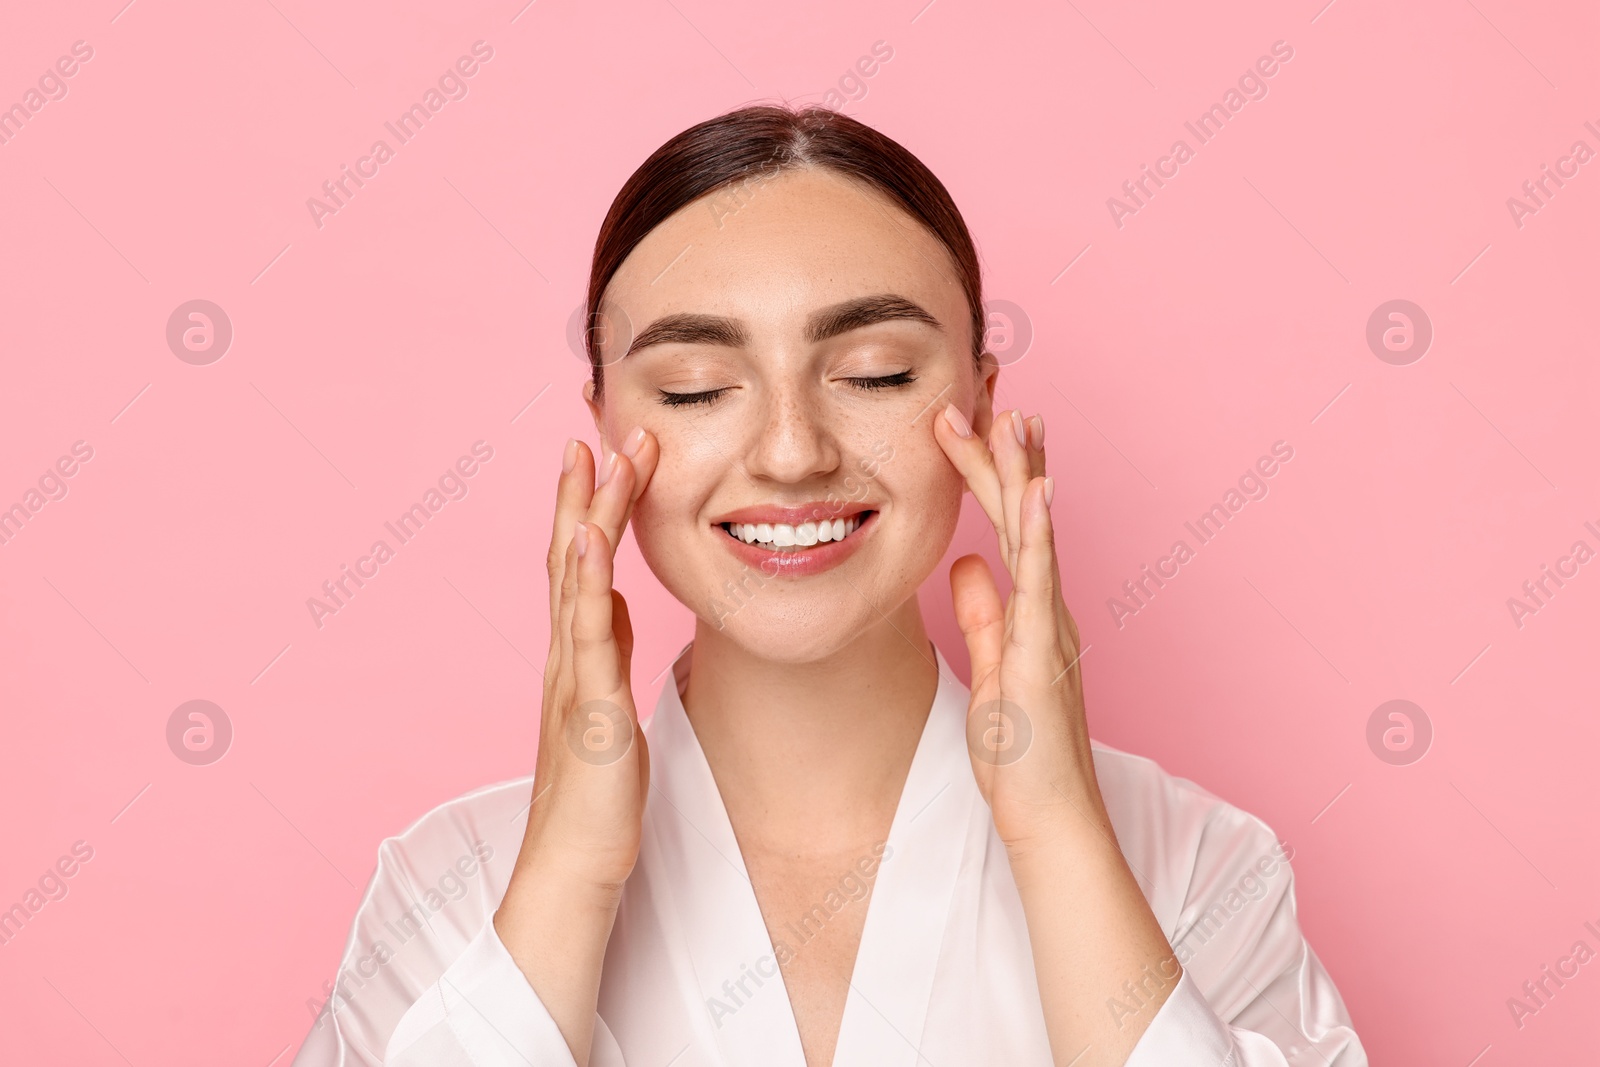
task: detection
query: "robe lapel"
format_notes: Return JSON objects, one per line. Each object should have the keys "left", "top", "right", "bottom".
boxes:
{"left": 635, "top": 643, "right": 977, "bottom": 1067}
{"left": 638, "top": 650, "right": 810, "bottom": 1067}
{"left": 830, "top": 645, "right": 977, "bottom": 1067}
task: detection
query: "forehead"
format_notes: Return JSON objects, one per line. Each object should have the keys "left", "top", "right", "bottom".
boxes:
{"left": 602, "top": 167, "right": 967, "bottom": 331}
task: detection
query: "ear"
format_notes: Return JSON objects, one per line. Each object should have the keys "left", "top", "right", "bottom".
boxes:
{"left": 969, "top": 351, "right": 1000, "bottom": 441}
{"left": 583, "top": 379, "right": 606, "bottom": 451}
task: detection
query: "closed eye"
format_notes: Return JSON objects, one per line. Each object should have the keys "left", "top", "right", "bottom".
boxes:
{"left": 657, "top": 387, "right": 731, "bottom": 408}
{"left": 658, "top": 372, "right": 916, "bottom": 407}
{"left": 845, "top": 370, "right": 918, "bottom": 391}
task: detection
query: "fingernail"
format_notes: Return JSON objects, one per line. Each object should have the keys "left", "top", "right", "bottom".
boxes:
{"left": 1010, "top": 410, "right": 1027, "bottom": 448}
{"left": 943, "top": 403, "right": 973, "bottom": 438}
{"left": 1030, "top": 415, "right": 1045, "bottom": 450}
{"left": 621, "top": 426, "right": 646, "bottom": 458}
{"left": 562, "top": 438, "right": 578, "bottom": 473}
{"left": 1043, "top": 476, "right": 1055, "bottom": 508}
{"left": 597, "top": 451, "right": 619, "bottom": 487}
{"left": 573, "top": 521, "right": 589, "bottom": 557}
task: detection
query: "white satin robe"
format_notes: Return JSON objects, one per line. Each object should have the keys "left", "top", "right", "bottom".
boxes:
{"left": 291, "top": 644, "right": 1365, "bottom": 1066}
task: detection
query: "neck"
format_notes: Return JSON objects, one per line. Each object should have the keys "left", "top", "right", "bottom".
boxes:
{"left": 680, "top": 598, "right": 939, "bottom": 856}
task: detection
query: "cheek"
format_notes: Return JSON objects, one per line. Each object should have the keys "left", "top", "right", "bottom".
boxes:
{"left": 628, "top": 492, "right": 700, "bottom": 610}
{"left": 879, "top": 441, "right": 966, "bottom": 563}
{"left": 629, "top": 483, "right": 682, "bottom": 560}
{"left": 629, "top": 490, "right": 664, "bottom": 538}
{"left": 926, "top": 460, "right": 967, "bottom": 524}
{"left": 929, "top": 475, "right": 966, "bottom": 556}
{"left": 901, "top": 430, "right": 963, "bottom": 494}
{"left": 627, "top": 451, "right": 712, "bottom": 585}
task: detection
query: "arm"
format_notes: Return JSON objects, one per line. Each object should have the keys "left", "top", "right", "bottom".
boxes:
{"left": 291, "top": 429, "right": 660, "bottom": 1067}
{"left": 937, "top": 401, "right": 1178, "bottom": 1064}
{"left": 934, "top": 403, "right": 1363, "bottom": 1065}
{"left": 1006, "top": 807, "right": 1185, "bottom": 1066}
{"left": 490, "top": 428, "right": 659, "bottom": 1064}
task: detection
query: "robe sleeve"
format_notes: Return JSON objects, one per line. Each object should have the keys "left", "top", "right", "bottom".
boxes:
{"left": 1122, "top": 802, "right": 1367, "bottom": 1066}
{"left": 288, "top": 795, "right": 621, "bottom": 1066}
{"left": 383, "top": 918, "right": 584, "bottom": 1065}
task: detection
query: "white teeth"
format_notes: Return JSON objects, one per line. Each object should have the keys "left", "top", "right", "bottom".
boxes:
{"left": 723, "top": 512, "right": 870, "bottom": 550}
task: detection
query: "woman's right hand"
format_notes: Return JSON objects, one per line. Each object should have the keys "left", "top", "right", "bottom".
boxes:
{"left": 494, "top": 426, "right": 659, "bottom": 1064}
{"left": 531, "top": 427, "right": 659, "bottom": 890}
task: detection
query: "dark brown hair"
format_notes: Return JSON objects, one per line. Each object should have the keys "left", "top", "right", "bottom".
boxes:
{"left": 583, "top": 104, "right": 986, "bottom": 397}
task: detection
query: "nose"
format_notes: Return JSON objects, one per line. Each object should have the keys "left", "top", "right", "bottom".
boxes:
{"left": 742, "top": 382, "right": 840, "bottom": 485}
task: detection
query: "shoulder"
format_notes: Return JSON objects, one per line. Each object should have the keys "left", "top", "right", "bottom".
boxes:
{"left": 1087, "top": 750, "right": 1365, "bottom": 1059}
{"left": 357, "top": 775, "right": 533, "bottom": 926}
{"left": 305, "top": 776, "right": 534, "bottom": 1050}
{"left": 1089, "top": 740, "right": 1295, "bottom": 934}
{"left": 367, "top": 775, "right": 534, "bottom": 885}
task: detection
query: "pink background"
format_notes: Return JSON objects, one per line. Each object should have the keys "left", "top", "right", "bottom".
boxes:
{"left": 2, "top": 0, "right": 1596, "bottom": 1062}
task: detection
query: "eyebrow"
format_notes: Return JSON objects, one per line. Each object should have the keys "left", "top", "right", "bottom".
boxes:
{"left": 622, "top": 293, "right": 943, "bottom": 359}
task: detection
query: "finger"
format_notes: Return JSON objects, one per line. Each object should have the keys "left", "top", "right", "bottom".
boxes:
{"left": 571, "top": 520, "right": 626, "bottom": 703}
{"left": 935, "top": 403, "right": 1009, "bottom": 560}
{"left": 549, "top": 439, "right": 597, "bottom": 628}
{"left": 1056, "top": 600, "right": 1084, "bottom": 691}
{"left": 585, "top": 428, "right": 660, "bottom": 553}
{"left": 992, "top": 409, "right": 1033, "bottom": 577}
{"left": 1025, "top": 414, "right": 1047, "bottom": 481}
{"left": 619, "top": 428, "right": 660, "bottom": 518}
{"left": 587, "top": 447, "right": 636, "bottom": 550}
{"left": 612, "top": 589, "right": 635, "bottom": 679}
{"left": 555, "top": 524, "right": 581, "bottom": 690}
{"left": 950, "top": 553, "right": 1005, "bottom": 689}
{"left": 1010, "top": 476, "right": 1065, "bottom": 682}
{"left": 1028, "top": 417, "right": 1061, "bottom": 660}
{"left": 1041, "top": 470, "right": 1077, "bottom": 662}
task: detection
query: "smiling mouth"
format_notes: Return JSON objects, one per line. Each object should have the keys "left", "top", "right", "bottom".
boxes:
{"left": 718, "top": 511, "right": 875, "bottom": 552}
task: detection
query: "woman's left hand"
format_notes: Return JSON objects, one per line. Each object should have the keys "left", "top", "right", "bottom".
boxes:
{"left": 933, "top": 403, "right": 1110, "bottom": 853}
{"left": 936, "top": 402, "right": 1184, "bottom": 1064}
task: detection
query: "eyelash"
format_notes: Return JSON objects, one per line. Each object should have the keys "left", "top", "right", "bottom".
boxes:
{"left": 658, "top": 388, "right": 730, "bottom": 408}
{"left": 851, "top": 369, "right": 918, "bottom": 391}
{"left": 657, "top": 371, "right": 919, "bottom": 408}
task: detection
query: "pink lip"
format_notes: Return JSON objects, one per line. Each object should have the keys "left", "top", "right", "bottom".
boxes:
{"left": 714, "top": 510, "right": 877, "bottom": 577}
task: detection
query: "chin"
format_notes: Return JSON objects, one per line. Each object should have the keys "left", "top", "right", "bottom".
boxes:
{"left": 640, "top": 539, "right": 887, "bottom": 662}
{"left": 705, "top": 604, "right": 882, "bottom": 664}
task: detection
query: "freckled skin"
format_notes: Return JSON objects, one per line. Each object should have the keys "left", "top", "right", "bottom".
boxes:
{"left": 581, "top": 167, "right": 997, "bottom": 1065}
{"left": 586, "top": 167, "right": 980, "bottom": 665}
{"left": 513, "top": 154, "right": 1175, "bottom": 1067}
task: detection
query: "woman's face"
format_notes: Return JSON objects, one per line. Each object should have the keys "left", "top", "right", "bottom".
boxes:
{"left": 587, "top": 166, "right": 997, "bottom": 662}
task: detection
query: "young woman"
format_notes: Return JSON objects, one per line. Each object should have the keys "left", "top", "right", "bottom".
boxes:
{"left": 292, "top": 105, "right": 1365, "bottom": 1067}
